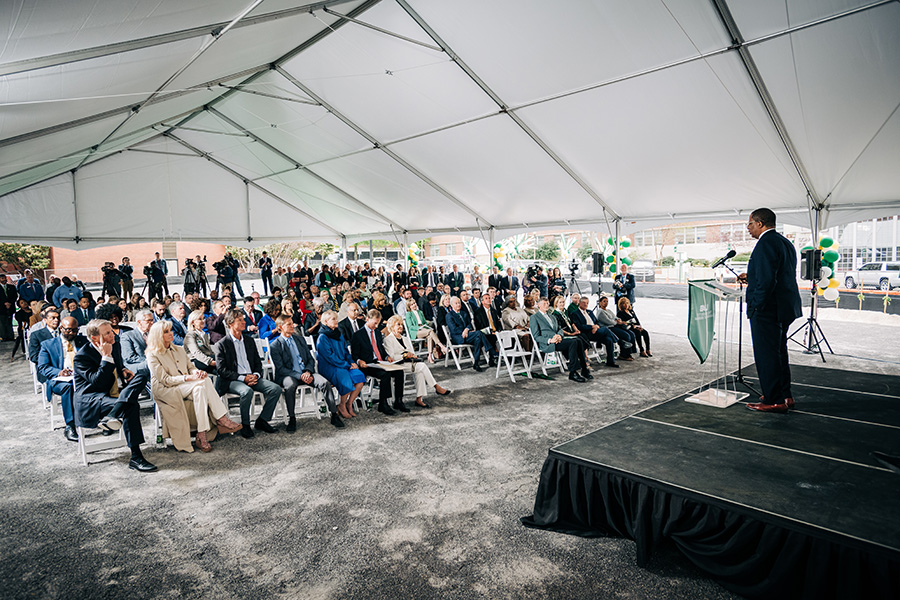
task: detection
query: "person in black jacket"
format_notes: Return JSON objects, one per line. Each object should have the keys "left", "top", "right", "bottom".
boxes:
{"left": 73, "top": 319, "right": 155, "bottom": 471}
{"left": 258, "top": 251, "right": 274, "bottom": 295}
{"left": 213, "top": 309, "right": 282, "bottom": 437}
{"left": 739, "top": 208, "right": 803, "bottom": 414}
{"left": 350, "top": 310, "right": 407, "bottom": 415}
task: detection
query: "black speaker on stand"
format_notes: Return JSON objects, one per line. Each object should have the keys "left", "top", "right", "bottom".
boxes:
{"left": 592, "top": 252, "right": 604, "bottom": 275}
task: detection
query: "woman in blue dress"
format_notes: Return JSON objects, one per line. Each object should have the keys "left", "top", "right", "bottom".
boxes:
{"left": 316, "top": 310, "right": 365, "bottom": 418}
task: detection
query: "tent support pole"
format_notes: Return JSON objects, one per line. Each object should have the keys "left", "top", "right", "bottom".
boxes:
{"left": 341, "top": 236, "right": 348, "bottom": 265}
{"left": 403, "top": 233, "right": 410, "bottom": 271}
{"left": 369, "top": 240, "right": 374, "bottom": 263}
{"left": 489, "top": 228, "right": 496, "bottom": 267}
{"left": 72, "top": 171, "right": 81, "bottom": 244}
{"left": 245, "top": 182, "right": 252, "bottom": 244}
{"left": 614, "top": 219, "right": 620, "bottom": 275}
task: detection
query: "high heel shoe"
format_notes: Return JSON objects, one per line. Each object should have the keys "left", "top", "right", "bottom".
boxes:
{"left": 196, "top": 430, "right": 212, "bottom": 452}
{"left": 216, "top": 415, "right": 242, "bottom": 434}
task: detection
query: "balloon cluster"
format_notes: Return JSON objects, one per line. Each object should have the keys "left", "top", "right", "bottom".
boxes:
{"left": 603, "top": 236, "right": 632, "bottom": 273}
{"left": 804, "top": 237, "right": 841, "bottom": 301}
{"left": 492, "top": 243, "right": 505, "bottom": 270}
{"left": 407, "top": 243, "right": 420, "bottom": 268}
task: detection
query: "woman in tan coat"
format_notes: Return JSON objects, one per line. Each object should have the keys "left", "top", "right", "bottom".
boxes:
{"left": 145, "top": 320, "right": 241, "bottom": 452}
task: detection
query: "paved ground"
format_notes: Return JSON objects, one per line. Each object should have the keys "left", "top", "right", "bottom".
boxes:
{"left": 1, "top": 298, "right": 897, "bottom": 600}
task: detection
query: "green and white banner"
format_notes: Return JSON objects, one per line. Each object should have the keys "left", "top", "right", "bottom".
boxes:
{"left": 687, "top": 279, "right": 717, "bottom": 364}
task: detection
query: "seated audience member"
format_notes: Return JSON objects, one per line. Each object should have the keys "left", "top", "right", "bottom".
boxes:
{"left": 569, "top": 295, "right": 624, "bottom": 367}
{"left": 458, "top": 290, "right": 477, "bottom": 323}
{"left": 472, "top": 293, "right": 503, "bottom": 354}
{"left": 350, "top": 310, "right": 408, "bottom": 415}
{"left": 404, "top": 297, "right": 446, "bottom": 363}
{"left": 319, "top": 289, "right": 335, "bottom": 312}
{"left": 371, "top": 292, "right": 393, "bottom": 323}
{"left": 394, "top": 288, "right": 413, "bottom": 318}
{"left": 617, "top": 297, "right": 651, "bottom": 357}
{"left": 595, "top": 295, "right": 636, "bottom": 361}
{"left": 118, "top": 298, "right": 133, "bottom": 322}
{"left": 550, "top": 295, "right": 592, "bottom": 365}
{"left": 52, "top": 276, "right": 82, "bottom": 308}
{"left": 435, "top": 293, "right": 452, "bottom": 344}
{"left": 257, "top": 299, "right": 281, "bottom": 342}
{"left": 565, "top": 293, "right": 582, "bottom": 321}
{"left": 28, "top": 300, "right": 44, "bottom": 329}
{"left": 383, "top": 315, "right": 450, "bottom": 408}
{"left": 303, "top": 298, "right": 325, "bottom": 338}
{"left": 468, "top": 288, "right": 482, "bottom": 312}
{"left": 94, "top": 303, "right": 131, "bottom": 337}
{"left": 529, "top": 297, "right": 591, "bottom": 382}
{"left": 29, "top": 306, "right": 61, "bottom": 364}
{"left": 501, "top": 296, "right": 532, "bottom": 351}
{"left": 167, "top": 301, "right": 188, "bottom": 345}
{"left": 73, "top": 319, "right": 156, "bottom": 472}
{"left": 446, "top": 296, "right": 496, "bottom": 372}
{"left": 338, "top": 302, "right": 365, "bottom": 342}
{"left": 315, "top": 310, "right": 365, "bottom": 419}
{"left": 214, "top": 309, "right": 282, "bottom": 438}
{"left": 270, "top": 316, "right": 341, "bottom": 430}
{"left": 297, "top": 289, "right": 314, "bottom": 316}
{"left": 184, "top": 310, "right": 217, "bottom": 373}
{"left": 206, "top": 299, "right": 229, "bottom": 344}
{"left": 37, "top": 316, "right": 87, "bottom": 442}
{"left": 151, "top": 299, "right": 168, "bottom": 322}
{"left": 273, "top": 267, "right": 288, "bottom": 292}
{"left": 120, "top": 309, "right": 154, "bottom": 375}
{"left": 420, "top": 291, "right": 438, "bottom": 322}
{"left": 241, "top": 296, "right": 262, "bottom": 337}
{"left": 60, "top": 298, "right": 78, "bottom": 320}
{"left": 146, "top": 321, "right": 241, "bottom": 453}
{"left": 523, "top": 295, "right": 537, "bottom": 316}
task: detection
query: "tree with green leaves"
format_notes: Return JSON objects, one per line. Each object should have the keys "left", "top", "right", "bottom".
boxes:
{"left": 0, "top": 243, "right": 51, "bottom": 275}
{"left": 533, "top": 241, "right": 561, "bottom": 262}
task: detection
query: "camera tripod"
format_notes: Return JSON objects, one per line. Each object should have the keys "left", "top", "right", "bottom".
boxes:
{"left": 787, "top": 289, "right": 833, "bottom": 362}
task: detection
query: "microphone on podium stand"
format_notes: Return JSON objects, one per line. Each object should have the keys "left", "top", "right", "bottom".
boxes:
{"left": 711, "top": 250, "right": 737, "bottom": 269}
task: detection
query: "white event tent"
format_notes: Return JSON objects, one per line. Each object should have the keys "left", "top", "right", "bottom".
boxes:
{"left": 1, "top": 0, "right": 899, "bottom": 250}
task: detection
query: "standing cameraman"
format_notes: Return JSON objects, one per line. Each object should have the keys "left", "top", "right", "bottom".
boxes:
{"left": 101, "top": 262, "right": 122, "bottom": 299}
{"left": 194, "top": 255, "right": 209, "bottom": 297}
{"left": 152, "top": 252, "right": 169, "bottom": 296}
{"left": 147, "top": 261, "right": 165, "bottom": 302}
{"left": 182, "top": 258, "right": 199, "bottom": 295}
{"left": 119, "top": 257, "right": 134, "bottom": 299}
{"left": 226, "top": 252, "right": 244, "bottom": 297}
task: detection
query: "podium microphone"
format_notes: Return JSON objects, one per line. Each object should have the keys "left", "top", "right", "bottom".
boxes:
{"left": 711, "top": 250, "right": 736, "bottom": 269}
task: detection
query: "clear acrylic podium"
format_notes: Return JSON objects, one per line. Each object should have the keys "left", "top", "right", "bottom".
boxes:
{"left": 686, "top": 280, "right": 749, "bottom": 408}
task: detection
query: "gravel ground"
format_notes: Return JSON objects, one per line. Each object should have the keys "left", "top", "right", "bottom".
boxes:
{"left": 1, "top": 298, "right": 896, "bottom": 600}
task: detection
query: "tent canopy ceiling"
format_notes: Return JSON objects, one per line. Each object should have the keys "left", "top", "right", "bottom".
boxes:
{"left": 1, "top": 0, "right": 898, "bottom": 249}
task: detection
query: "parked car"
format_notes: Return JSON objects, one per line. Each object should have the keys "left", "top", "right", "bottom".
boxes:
{"left": 843, "top": 262, "right": 900, "bottom": 291}
{"left": 630, "top": 260, "right": 656, "bottom": 282}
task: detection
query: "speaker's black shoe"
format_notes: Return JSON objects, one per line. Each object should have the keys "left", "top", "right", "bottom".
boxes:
{"left": 64, "top": 424, "right": 79, "bottom": 442}
{"left": 128, "top": 457, "right": 158, "bottom": 472}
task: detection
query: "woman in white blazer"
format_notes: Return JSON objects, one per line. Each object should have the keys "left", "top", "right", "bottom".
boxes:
{"left": 145, "top": 320, "right": 241, "bottom": 452}
{"left": 383, "top": 316, "right": 451, "bottom": 409}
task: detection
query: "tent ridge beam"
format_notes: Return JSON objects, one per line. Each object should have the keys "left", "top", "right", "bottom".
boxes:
{"left": 165, "top": 132, "right": 343, "bottom": 237}
{"left": 274, "top": 65, "right": 493, "bottom": 227}
{"left": 0, "top": 0, "right": 361, "bottom": 77}
{"left": 709, "top": 0, "right": 822, "bottom": 205}
{"left": 394, "top": 0, "right": 619, "bottom": 220}
{"left": 321, "top": 7, "right": 443, "bottom": 52}
{"left": 206, "top": 107, "right": 403, "bottom": 230}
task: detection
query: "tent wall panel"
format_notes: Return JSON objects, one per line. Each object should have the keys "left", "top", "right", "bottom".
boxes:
{"left": 0, "top": 172, "right": 75, "bottom": 241}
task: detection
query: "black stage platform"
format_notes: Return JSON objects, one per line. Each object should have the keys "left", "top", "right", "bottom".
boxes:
{"left": 522, "top": 364, "right": 900, "bottom": 599}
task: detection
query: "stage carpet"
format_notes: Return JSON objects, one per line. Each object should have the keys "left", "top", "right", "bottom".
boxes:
{"left": 522, "top": 364, "right": 900, "bottom": 599}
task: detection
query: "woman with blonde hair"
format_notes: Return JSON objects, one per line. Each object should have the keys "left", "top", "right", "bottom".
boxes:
{"left": 404, "top": 297, "right": 446, "bottom": 363}
{"left": 146, "top": 320, "right": 241, "bottom": 452}
{"left": 383, "top": 315, "right": 450, "bottom": 408}
{"left": 617, "top": 296, "right": 651, "bottom": 357}
{"left": 183, "top": 309, "right": 217, "bottom": 373}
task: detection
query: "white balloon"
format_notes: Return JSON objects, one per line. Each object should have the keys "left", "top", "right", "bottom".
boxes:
{"left": 823, "top": 287, "right": 839, "bottom": 301}
{"left": 818, "top": 278, "right": 830, "bottom": 289}
{"left": 820, "top": 266, "right": 832, "bottom": 279}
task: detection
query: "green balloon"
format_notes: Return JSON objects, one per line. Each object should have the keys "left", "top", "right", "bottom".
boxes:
{"left": 621, "top": 239, "right": 631, "bottom": 248}
{"left": 609, "top": 264, "right": 617, "bottom": 272}
{"left": 819, "top": 237, "right": 833, "bottom": 248}
{"left": 622, "top": 257, "right": 633, "bottom": 266}
{"left": 801, "top": 246, "right": 814, "bottom": 252}
{"left": 607, "top": 236, "right": 615, "bottom": 246}
{"left": 823, "top": 249, "right": 840, "bottom": 263}
{"left": 605, "top": 255, "right": 615, "bottom": 263}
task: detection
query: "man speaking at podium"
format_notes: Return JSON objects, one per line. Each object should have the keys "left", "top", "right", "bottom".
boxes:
{"left": 737, "top": 208, "right": 802, "bottom": 413}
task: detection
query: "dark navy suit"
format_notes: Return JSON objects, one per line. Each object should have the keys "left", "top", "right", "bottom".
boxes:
{"left": 37, "top": 335, "right": 87, "bottom": 425}
{"left": 746, "top": 229, "right": 802, "bottom": 405}
{"left": 446, "top": 308, "right": 495, "bottom": 365}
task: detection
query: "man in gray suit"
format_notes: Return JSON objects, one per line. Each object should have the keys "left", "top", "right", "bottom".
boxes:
{"left": 269, "top": 316, "right": 341, "bottom": 431}
{"left": 529, "top": 297, "right": 590, "bottom": 383}
{"left": 120, "top": 309, "right": 154, "bottom": 375}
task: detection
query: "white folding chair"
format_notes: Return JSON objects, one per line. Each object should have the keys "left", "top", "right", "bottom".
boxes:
{"left": 442, "top": 325, "right": 475, "bottom": 370}
{"left": 529, "top": 332, "right": 568, "bottom": 376}
{"left": 46, "top": 380, "right": 70, "bottom": 431}
{"left": 303, "top": 335, "right": 317, "bottom": 358}
{"left": 223, "top": 390, "right": 266, "bottom": 419}
{"left": 404, "top": 333, "right": 429, "bottom": 360}
{"left": 495, "top": 331, "right": 534, "bottom": 383}
{"left": 255, "top": 337, "right": 276, "bottom": 381}
{"left": 77, "top": 425, "right": 128, "bottom": 466}
{"left": 30, "top": 360, "right": 42, "bottom": 395}
{"left": 276, "top": 384, "right": 322, "bottom": 421}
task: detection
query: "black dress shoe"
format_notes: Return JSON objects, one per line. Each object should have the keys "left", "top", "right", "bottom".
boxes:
{"left": 473, "top": 363, "right": 485, "bottom": 372}
{"left": 64, "top": 424, "right": 79, "bottom": 442}
{"left": 488, "top": 358, "right": 497, "bottom": 367}
{"left": 377, "top": 401, "right": 396, "bottom": 416}
{"left": 286, "top": 418, "right": 297, "bottom": 433}
{"left": 240, "top": 424, "right": 255, "bottom": 438}
{"left": 605, "top": 363, "right": 620, "bottom": 368}
{"left": 128, "top": 457, "right": 158, "bottom": 472}
{"left": 581, "top": 370, "right": 594, "bottom": 380}
{"left": 568, "top": 373, "right": 587, "bottom": 383}
{"left": 254, "top": 418, "right": 277, "bottom": 433}
{"left": 330, "top": 413, "right": 345, "bottom": 428}
{"left": 393, "top": 401, "right": 411, "bottom": 413}
{"left": 436, "top": 388, "right": 452, "bottom": 396}
{"left": 98, "top": 415, "right": 121, "bottom": 432}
